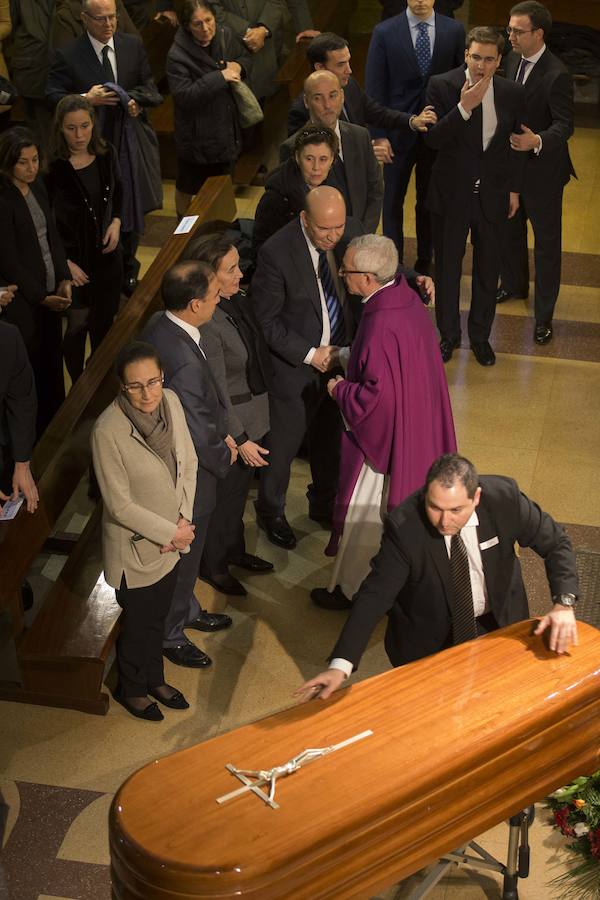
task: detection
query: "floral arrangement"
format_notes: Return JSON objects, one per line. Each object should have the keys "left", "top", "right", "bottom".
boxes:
{"left": 546, "top": 770, "right": 600, "bottom": 898}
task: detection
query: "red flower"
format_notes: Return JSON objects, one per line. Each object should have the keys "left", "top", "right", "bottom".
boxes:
{"left": 589, "top": 829, "right": 600, "bottom": 859}
{"left": 554, "top": 806, "right": 576, "bottom": 837}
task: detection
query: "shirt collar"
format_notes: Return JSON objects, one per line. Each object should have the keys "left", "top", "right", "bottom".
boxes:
{"left": 464, "top": 509, "right": 479, "bottom": 528}
{"left": 300, "top": 215, "right": 321, "bottom": 258}
{"left": 361, "top": 279, "right": 395, "bottom": 304}
{"left": 87, "top": 32, "right": 115, "bottom": 56}
{"left": 406, "top": 9, "right": 435, "bottom": 29}
{"left": 166, "top": 310, "right": 201, "bottom": 347}
{"left": 522, "top": 43, "right": 546, "bottom": 64}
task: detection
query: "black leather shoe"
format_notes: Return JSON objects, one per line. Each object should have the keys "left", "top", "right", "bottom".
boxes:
{"left": 186, "top": 611, "right": 233, "bottom": 632}
{"left": 439, "top": 337, "right": 460, "bottom": 363}
{"left": 471, "top": 341, "right": 496, "bottom": 366}
{"left": 311, "top": 586, "right": 352, "bottom": 610}
{"left": 21, "top": 579, "right": 34, "bottom": 611}
{"left": 112, "top": 689, "right": 164, "bottom": 721}
{"left": 122, "top": 276, "right": 138, "bottom": 297}
{"left": 199, "top": 572, "right": 247, "bottom": 596}
{"left": 256, "top": 512, "right": 297, "bottom": 549}
{"left": 163, "top": 644, "right": 212, "bottom": 667}
{"left": 496, "top": 287, "right": 528, "bottom": 303}
{"left": 148, "top": 685, "right": 189, "bottom": 710}
{"left": 534, "top": 321, "right": 553, "bottom": 345}
{"left": 414, "top": 258, "right": 433, "bottom": 277}
{"left": 228, "top": 553, "right": 274, "bottom": 572}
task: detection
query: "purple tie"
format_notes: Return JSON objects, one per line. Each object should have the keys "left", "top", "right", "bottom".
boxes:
{"left": 516, "top": 58, "right": 530, "bottom": 84}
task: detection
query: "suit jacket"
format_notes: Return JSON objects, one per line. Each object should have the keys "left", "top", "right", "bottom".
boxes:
{"left": 365, "top": 11, "right": 465, "bottom": 153}
{"left": 286, "top": 75, "right": 411, "bottom": 136}
{"left": 280, "top": 120, "right": 383, "bottom": 233}
{"left": 0, "top": 321, "right": 37, "bottom": 462}
{"left": 91, "top": 388, "right": 197, "bottom": 589}
{"left": 502, "top": 48, "right": 576, "bottom": 190}
{"left": 425, "top": 67, "right": 526, "bottom": 223}
{"left": 330, "top": 475, "right": 579, "bottom": 669}
{"left": 211, "top": 0, "right": 285, "bottom": 99}
{"left": 380, "top": 0, "right": 464, "bottom": 19}
{"left": 140, "top": 312, "right": 231, "bottom": 514}
{"left": 46, "top": 30, "right": 158, "bottom": 107}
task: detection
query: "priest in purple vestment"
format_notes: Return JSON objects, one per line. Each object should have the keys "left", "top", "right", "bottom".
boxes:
{"left": 312, "top": 234, "right": 457, "bottom": 610}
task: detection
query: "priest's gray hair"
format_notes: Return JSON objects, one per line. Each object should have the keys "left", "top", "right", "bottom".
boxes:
{"left": 347, "top": 235, "right": 398, "bottom": 285}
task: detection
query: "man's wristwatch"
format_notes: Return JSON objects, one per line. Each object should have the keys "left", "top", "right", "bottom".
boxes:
{"left": 552, "top": 593, "right": 578, "bottom": 608}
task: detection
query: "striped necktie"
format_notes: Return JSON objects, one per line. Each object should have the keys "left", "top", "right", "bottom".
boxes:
{"left": 318, "top": 250, "right": 345, "bottom": 346}
{"left": 515, "top": 58, "right": 531, "bottom": 84}
{"left": 450, "top": 531, "right": 478, "bottom": 644}
{"left": 415, "top": 21, "right": 431, "bottom": 78}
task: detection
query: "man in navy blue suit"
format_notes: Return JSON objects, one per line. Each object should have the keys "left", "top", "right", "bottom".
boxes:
{"left": 365, "top": 0, "right": 464, "bottom": 273}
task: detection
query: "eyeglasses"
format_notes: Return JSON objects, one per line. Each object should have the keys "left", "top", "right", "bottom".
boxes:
{"left": 505, "top": 26, "right": 535, "bottom": 35}
{"left": 123, "top": 376, "right": 163, "bottom": 395}
{"left": 338, "top": 268, "right": 372, "bottom": 276}
{"left": 83, "top": 11, "right": 118, "bottom": 23}
{"left": 467, "top": 52, "right": 499, "bottom": 64}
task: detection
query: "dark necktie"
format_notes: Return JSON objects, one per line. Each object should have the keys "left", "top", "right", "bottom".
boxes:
{"left": 415, "top": 21, "right": 431, "bottom": 78}
{"left": 101, "top": 45, "right": 115, "bottom": 83}
{"left": 450, "top": 532, "right": 478, "bottom": 644}
{"left": 515, "top": 58, "right": 530, "bottom": 84}
{"left": 317, "top": 250, "right": 345, "bottom": 346}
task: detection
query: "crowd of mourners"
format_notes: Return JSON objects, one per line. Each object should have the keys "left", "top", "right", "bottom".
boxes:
{"left": 0, "top": 0, "right": 578, "bottom": 721}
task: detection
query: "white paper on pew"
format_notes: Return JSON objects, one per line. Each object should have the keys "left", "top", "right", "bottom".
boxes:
{"left": 174, "top": 216, "right": 199, "bottom": 234}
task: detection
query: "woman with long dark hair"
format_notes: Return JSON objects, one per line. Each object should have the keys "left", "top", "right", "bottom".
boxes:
{"left": 47, "top": 95, "right": 123, "bottom": 382}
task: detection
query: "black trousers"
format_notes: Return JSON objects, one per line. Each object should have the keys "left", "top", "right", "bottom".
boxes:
{"left": 63, "top": 248, "right": 123, "bottom": 382}
{"left": 201, "top": 456, "right": 256, "bottom": 577}
{"left": 115, "top": 564, "right": 179, "bottom": 697}
{"left": 256, "top": 371, "right": 342, "bottom": 518}
{"left": 432, "top": 193, "right": 500, "bottom": 344}
{"left": 499, "top": 184, "right": 565, "bottom": 323}
{"left": 382, "top": 137, "right": 436, "bottom": 263}
{"left": 120, "top": 230, "right": 140, "bottom": 284}
{"left": 29, "top": 307, "right": 65, "bottom": 438}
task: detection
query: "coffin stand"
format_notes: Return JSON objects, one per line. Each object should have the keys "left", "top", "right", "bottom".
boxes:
{"left": 110, "top": 620, "right": 600, "bottom": 899}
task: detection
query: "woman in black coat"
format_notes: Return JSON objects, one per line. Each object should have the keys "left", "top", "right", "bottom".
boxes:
{"left": 47, "top": 95, "right": 123, "bottom": 383}
{"left": 166, "top": 0, "right": 251, "bottom": 218}
{"left": 0, "top": 127, "right": 71, "bottom": 437}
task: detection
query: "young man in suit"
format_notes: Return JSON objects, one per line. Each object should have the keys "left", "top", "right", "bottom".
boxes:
{"left": 281, "top": 70, "right": 384, "bottom": 234}
{"left": 286, "top": 32, "right": 437, "bottom": 164}
{"left": 425, "top": 26, "right": 525, "bottom": 367}
{"left": 141, "top": 262, "right": 236, "bottom": 668}
{"left": 497, "top": 1, "right": 576, "bottom": 346}
{"left": 296, "top": 453, "right": 579, "bottom": 700}
{"left": 365, "top": 0, "right": 465, "bottom": 272}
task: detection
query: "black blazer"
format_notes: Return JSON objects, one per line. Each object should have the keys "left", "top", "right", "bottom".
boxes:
{"left": 46, "top": 31, "right": 158, "bottom": 107}
{"left": 330, "top": 476, "right": 579, "bottom": 669}
{"left": 502, "top": 48, "right": 576, "bottom": 190}
{"left": 0, "top": 179, "right": 70, "bottom": 349}
{"left": 140, "top": 312, "right": 231, "bottom": 513}
{"left": 0, "top": 321, "right": 37, "bottom": 463}
{"left": 286, "top": 76, "right": 411, "bottom": 136}
{"left": 425, "top": 67, "right": 526, "bottom": 223}
{"left": 280, "top": 121, "right": 383, "bottom": 233}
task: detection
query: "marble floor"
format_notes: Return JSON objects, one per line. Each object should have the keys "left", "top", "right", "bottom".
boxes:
{"left": 1, "top": 104, "right": 599, "bottom": 900}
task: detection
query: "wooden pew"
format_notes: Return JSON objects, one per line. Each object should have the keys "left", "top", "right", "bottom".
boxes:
{"left": 110, "top": 619, "right": 600, "bottom": 899}
{"left": 0, "top": 176, "right": 237, "bottom": 715}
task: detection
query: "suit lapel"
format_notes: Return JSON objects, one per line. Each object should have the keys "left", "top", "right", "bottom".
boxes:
{"left": 475, "top": 496, "right": 501, "bottom": 600}
{"left": 82, "top": 33, "right": 106, "bottom": 84}
{"left": 430, "top": 14, "right": 450, "bottom": 74}
{"left": 291, "top": 221, "right": 323, "bottom": 320}
{"left": 398, "top": 14, "right": 421, "bottom": 78}
{"left": 427, "top": 529, "right": 453, "bottom": 615}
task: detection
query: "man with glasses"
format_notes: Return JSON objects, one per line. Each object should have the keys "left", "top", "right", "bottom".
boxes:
{"left": 497, "top": 1, "right": 576, "bottom": 346}
{"left": 425, "top": 26, "right": 525, "bottom": 366}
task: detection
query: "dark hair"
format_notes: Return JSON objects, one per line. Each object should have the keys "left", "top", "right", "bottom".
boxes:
{"left": 160, "top": 260, "right": 215, "bottom": 311}
{"left": 425, "top": 454, "right": 480, "bottom": 499}
{"left": 306, "top": 32, "right": 349, "bottom": 68}
{"left": 0, "top": 126, "right": 42, "bottom": 185}
{"left": 294, "top": 124, "right": 339, "bottom": 158}
{"left": 180, "top": 0, "right": 216, "bottom": 32}
{"left": 509, "top": 1, "right": 552, "bottom": 35}
{"left": 466, "top": 26, "right": 505, "bottom": 53}
{"left": 184, "top": 234, "right": 235, "bottom": 271}
{"left": 115, "top": 341, "right": 162, "bottom": 383}
{"left": 50, "top": 95, "right": 107, "bottom": 161}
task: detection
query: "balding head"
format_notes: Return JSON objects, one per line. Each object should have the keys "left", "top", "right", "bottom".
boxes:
{"left": 303, "top": 70, "right": 344, "bottom": 129}
{"left": 301, "top": 186, "right": 346, "bottom": 251}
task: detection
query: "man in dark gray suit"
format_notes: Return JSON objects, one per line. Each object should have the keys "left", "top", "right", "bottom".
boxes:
{"left": 296, "top": 453, "right": 579, "bottom": 700}
{"left": 141, "top": 261, "right": 236, "bottom": 668}
{"left": 281, "top": 70, "right": 384, "bottom": 234}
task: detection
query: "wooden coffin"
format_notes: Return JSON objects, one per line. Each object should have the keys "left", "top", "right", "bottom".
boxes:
{"left": 110, "top": 620, "right": 600, "bottom": 900}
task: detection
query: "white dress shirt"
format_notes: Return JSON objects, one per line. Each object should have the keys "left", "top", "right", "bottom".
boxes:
{"left": 166, "top": 310, "right": 206, "bottom": 359}
{"left": 87, "top": 33, "right": 118, "bottom": 82}
{"left": 406, "top": 9, "right": 436, "bottom": 54}
{"left": 301, "top": 218, "right": 343, "bottom": 366}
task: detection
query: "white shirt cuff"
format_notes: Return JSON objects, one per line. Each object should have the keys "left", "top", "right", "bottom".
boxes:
{"left": 304, "top": 346, "right": 317, "bottom": 365}
{"left": 329, "top": 658, "right": 353, "bottom": 677}
{"left": 458, "top": 103, "right": 471, "bottom": 121}
{"left": 534, "top": 134, "right": 542, "bottom": 155}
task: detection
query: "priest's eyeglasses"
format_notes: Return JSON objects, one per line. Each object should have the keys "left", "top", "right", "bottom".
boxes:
{"left": 338, "top": 267, "right": 372, "bottom": 276}
{"left": 123, "top": 377, "right": 164, "bottom": 395}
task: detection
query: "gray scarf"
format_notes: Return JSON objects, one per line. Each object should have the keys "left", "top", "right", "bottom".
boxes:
{"left": 118, "top": 392, "right": 177, "bottom": 486}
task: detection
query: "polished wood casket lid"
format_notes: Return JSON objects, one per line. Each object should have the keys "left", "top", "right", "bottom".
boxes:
{"left": 110, "top": 620, "right": 600, "bottom": 899}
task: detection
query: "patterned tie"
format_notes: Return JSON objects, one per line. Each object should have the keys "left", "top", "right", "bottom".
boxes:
{"left": 101, "top": 45, "right": 115, "bottom": 83}
{"left": 450, "top": 532, "right": 478, "bottom": 645}
{"left": 515, "top": 58, "right": 530, "bottom": 84}
{"left": 318, "top": 250, "right": 345, "bottom": 346}
{"left": 415, "top": 21, "right": 431, "bottom": 78}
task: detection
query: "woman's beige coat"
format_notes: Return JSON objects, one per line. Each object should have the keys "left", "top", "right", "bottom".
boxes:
{"left": 92, "top": 389, "right": 197, "bottom": 589}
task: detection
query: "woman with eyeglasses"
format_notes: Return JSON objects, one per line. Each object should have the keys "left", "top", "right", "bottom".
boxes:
{"left": 252, "top": 124, "right": 345, "bottom": 256}
{"left": 92, "top": 341, "right": 198, "bottom": 721}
